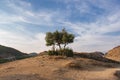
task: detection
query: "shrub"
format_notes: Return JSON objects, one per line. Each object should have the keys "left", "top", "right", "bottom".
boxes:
{"left": 67, "top": 61, "right": 82, "bottom": 69}
{"left": 0, "top": 59, "right": 9, "bottom": 63}
{"left": 114, "top": 70, "right": 120, "bottom": 78}
{"left": 47, "top": 48, "right": 73, "bottom": 57}
{"left": 47, "top": 50, "right": 58, "bottom": 56}
{"left": 62, "top": 48, "right": 73, "bottom": 57}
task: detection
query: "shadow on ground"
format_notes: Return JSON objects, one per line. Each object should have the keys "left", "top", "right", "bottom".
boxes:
{"left": 0, "top": 74, "right": 47, "bottom": 80}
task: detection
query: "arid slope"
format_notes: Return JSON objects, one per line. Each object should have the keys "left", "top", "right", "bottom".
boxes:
{"left": 106, "top": 46, "right": 120, "bottom": 61}
{"left": 0, "top": 55, "right": 120, "bottom": 80}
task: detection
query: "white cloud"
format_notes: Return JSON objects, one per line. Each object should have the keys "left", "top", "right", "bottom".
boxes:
{"left": 0, "top": 28, "right": 49, "bottom": 53}
{"left": 59, "top": 3, "right": 120, "bottom": 52}
{"left": 0, "top": 0, "right": 67, "bottom": 26}
{"left": 0, "top": 0, "right": 120, "bottom": 53}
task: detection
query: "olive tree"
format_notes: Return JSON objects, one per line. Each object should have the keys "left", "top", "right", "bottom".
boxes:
{"left": 45, "top": 32, "right": 55, "bottom": 51}
{"left": 45, "top": 29, "right": 74, "bottom": 51}
{"left": 62, "top": 29, "right": 74, "bottom": 49}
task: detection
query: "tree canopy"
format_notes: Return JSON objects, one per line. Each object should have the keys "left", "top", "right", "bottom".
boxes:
{"left": 45, "top": 28, "right": 75, "bottom": 50}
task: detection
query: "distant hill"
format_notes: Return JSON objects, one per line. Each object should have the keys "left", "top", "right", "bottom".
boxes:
{"left": 29, "top": 52, "right": 38, "bottom": 57}
{"left": 74, "top": 52, "right": 119, "bottom": 63}
{"left": 0, "top": 45, "right": 27, "bottom": 59}
{"left": 105, "top": 46, "right": 120, "bottom": 61}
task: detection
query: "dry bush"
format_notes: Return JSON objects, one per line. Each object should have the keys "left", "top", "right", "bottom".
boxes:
{"left": 65, "top": 59, "right": 93, "bottom": 70}
{"left": 66, "top": 60, "right": 83, "bottom": 69}
{"left": 114, "top": 70, "right": 120, "bottom": 79}
{"left": 65, "top": 58, "right": 118, "bottom": 70}
{"left": 48, "top": 56, "right": 66, "bottom": 60}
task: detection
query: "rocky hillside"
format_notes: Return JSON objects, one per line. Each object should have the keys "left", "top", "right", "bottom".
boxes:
{"left": 105, "top": 46, "right": 120, "bottom": 61}
{"left": 0, "top": 45, "right": 27, "bottom": 59}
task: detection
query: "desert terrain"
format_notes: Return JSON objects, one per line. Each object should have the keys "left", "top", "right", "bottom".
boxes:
{"left": 0, "top": 54, "right": 120, "bottom": 80}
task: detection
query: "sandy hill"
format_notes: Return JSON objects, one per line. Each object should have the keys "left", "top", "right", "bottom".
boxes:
{"left": 0, "top": 45, "right": 27, "bottom": 59}
{"left": 0, "top": 53, "right": 120, "bottom": 80}
{"left": 105, "top": 46, "right": 120, "bottom": 61}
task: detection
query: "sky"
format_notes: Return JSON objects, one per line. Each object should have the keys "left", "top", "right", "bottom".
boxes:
{"left": 0, "top": 0, "right": 120, "bottom": 53}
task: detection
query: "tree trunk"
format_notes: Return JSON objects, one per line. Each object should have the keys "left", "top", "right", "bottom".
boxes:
{"left": 58, "top": 44, "right": 62, "bottom": 50}
{"left": 52, "top": 44, "right": 55, "bottom": 51}
{"left": 64, "top": 43, "right": 67, "bottom": 49}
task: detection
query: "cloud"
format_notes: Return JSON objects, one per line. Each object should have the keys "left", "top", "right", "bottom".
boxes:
{"left": 58, "top": 0, "right": 120, "bottom": 52}
{"left": 2, "top": 0, "right": 67, "bottom": 26}
{"left": 0, "top": 28, "right": 49, "bottom": 53}
{"left": 0, "top": 0, "right": 120, "bottom": 53}
{"left": 70, "top": 35, "right": 120, "bottom": 52}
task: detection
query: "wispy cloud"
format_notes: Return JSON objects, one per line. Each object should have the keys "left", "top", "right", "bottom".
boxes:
{"left": 0, "top": 0, "right": 120, "bottom": 53}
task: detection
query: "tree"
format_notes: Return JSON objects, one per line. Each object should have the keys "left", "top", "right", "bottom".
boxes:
{"left": 53, "top": 30, "right": 63, "bottom": 50}
{"left": 62, "top": 29, "right": 74, "bottom": 49}
{"left": 45, "top": 28, "right": 75, "bottom": 51}
{"left": 45, "top": 32, "right": 55, "bottom": 51}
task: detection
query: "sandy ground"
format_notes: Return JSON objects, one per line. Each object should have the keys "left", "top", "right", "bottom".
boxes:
{"left": 0, "top": 55, "right": 120, "bottom": 80}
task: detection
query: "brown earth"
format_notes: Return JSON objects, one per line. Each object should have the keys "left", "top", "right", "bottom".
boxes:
{"left": 105, "top": 46, "right": 120, "bottom": 62}
{"left": 0, "top": 54, "right": 120, "bottom": 80}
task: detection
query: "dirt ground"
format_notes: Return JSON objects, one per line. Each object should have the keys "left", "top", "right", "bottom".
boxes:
{"left": 0, "top": 55, "right": 120, "bottom": 80}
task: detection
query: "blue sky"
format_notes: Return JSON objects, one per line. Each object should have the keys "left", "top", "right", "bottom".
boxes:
{"left": 0, "top": 0, "right": 120, "bottom": 53}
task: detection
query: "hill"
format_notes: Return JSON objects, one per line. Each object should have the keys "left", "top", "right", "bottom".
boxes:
{"left": 74, "top": 52, "right": 120, "bottom": 63}
{"left": 0, "top": 45, "right": 27, "bottom": 59}
{"left": 105, "top": 46, "right": 120, "bottom": 61}
{"left": 0, "top": 53, "right": 120, "bottom": 80}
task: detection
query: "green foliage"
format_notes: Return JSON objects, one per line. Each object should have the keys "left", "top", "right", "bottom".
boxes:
{"left": 62, "top": 48, "right": 74, "bottom": 57}
{"left": 47, "top": 48, "right": 73, "bottom": 57}
{"left": 45, "top": 32, "right": 54, "bottom": 46}
{"left": 45, "top": 28, "right": 74, "bottom": 57}
{"left": 47, "top": 50, "right": 58, "bottom": 56}
{"left": 53, "top": 30, "right": 62, "bottom": 43}
{"left": 0, "top": 59, "right": 9, "bottom": 63}
{"left": 62, "top": 29, "right": 74, "bottom": 47}
{"left": 45, "top": 28, "right": 75, "bottom": 50}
